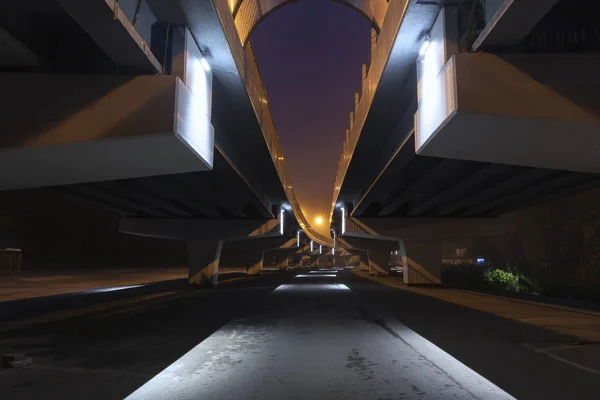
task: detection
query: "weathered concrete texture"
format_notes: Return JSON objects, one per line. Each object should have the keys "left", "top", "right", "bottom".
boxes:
{"left": 220, "top": 237, "right": 293, "bottom": 275}
{"left": 263, "top": 247, "right": 301, "bottom": 270}
{"left": 401, "top": 240, "right": 442, "bottom": 285}
{"left": 126, "top": 276, "right": 513, "bottom": 400}
{"left": 2, "top": 272, "right": 600, "bottom": 399}
{"left": 342, "top": 236, "right": 398, "bottom": 275}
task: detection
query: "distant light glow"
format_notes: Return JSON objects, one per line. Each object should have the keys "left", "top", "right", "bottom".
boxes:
{"left": 477, "top": 258, "right": 485, "bottom": 264}
{"left": 315, "top": 216, "right": 324, "bottom": 225}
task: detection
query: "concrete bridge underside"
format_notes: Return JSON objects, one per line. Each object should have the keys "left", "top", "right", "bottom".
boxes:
{"left": 230, "top": 0, "right": 389, "bottom": 46}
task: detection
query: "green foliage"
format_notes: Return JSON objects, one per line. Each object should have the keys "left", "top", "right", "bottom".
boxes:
{"left": 485, "top": 269, "right": 520, "bottom": 292}
{"left": 485, "top": 268, "right": 539, "bottom": 294}
{"left": 442, "top": 264, "right": 539, "bottom": 294}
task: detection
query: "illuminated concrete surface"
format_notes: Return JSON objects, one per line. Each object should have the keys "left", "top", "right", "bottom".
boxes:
{"left": 1, "top": 270, "right": 600, "bottom": 399}
{"left": 127, "top": 273, "right": 511, "bottom": 400}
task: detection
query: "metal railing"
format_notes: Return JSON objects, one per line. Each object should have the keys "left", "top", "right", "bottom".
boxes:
{"left": 329, "top": 0, "right": 411, "bottom": 221}
{"left": 213, "top": 0, "right": 333, "bottom": 245}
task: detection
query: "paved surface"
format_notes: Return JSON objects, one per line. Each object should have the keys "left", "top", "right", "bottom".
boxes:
{"left": 1, "top": 268, "right": 599, "bottom": 399}
{"left": 355, "top": 270, "right": 600, "bottom": 342}
{"left": 0, "top": 269, "right": 188, "bottom": 301}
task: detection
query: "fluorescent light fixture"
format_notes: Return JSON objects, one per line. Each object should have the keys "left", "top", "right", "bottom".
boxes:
{"left": 84, "top": 284, "right": 143, "bottom": 294}
{"left": 297, "top": 231, "right": 300, "bottom": 247}
{"left": 295, "top": 274, "right": 337, "bottom": 278}
{"left": 419, "top": 35, "right": 431, "bottom": 58}
{"left": 273, "top": 284, "right": 350, "bottom": 292}
{"left": 280, "top": 207, "right": 284, "bottom": 235}
{"left": 200, "top": 57, "right": 211, "bottom": 72}
{"left": 341, "top": 206, "right": 346, "bottom": 235}
{"left": 310, "top": 241, "right": 314, "bottom": 252}
{"left": 319, "top": 245, "right": 323, "bottom": 255}
{"left": 309, "top": 270, "right": 338, "bottom": 274}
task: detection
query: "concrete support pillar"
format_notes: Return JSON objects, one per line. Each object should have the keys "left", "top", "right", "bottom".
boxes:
{"left": 346, "top": 248, "right": 369, "bottom": 271}
{"left": 119, "top": 218, "right": 282, "bottom": 286}
{"left": 219, "top": 236, "right": 294, "bottom": 275}
{"left": 187, "top": 239, "right": 223, "bottom": 286}
{"left": 401, "top": 241, "right": 442, "bottom": 285}
{"left": 342, "top": 237, "right": 399, "bottom": 276}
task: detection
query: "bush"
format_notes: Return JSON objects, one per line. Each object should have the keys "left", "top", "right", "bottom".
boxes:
{"left": 442, "top": 264, "right": 539, "bottom": 294}
{"left": 485, "top": 269, "right": 520, "bottom": 292}
{"left": 485, "top": 268, "right": 539, "bottom": 294}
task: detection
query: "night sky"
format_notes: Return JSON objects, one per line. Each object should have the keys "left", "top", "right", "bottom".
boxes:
{"left": 251, "top": 0, "right": 371, "bottom": 229}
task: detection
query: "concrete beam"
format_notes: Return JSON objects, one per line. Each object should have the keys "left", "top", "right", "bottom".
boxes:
{"left": 0, "top": 26, "right": 43, "bottom": 68}
{"left": 119, "top": 218, "right": 280, "bottom": 241}
{"left": 378, "top": 159, "right": 464, "bottom": 217}
{"left": 56, "top": 0, "right": 161, "bottom": 72}
{"left": 351, "top": 217, "right": 513, "bottom": 242}
{"left": 233, "top": 0, "right": 389, "bottom": 46}
{"left": 415, "top": 53, "right": 600, "bottom": 174}
{"left": 473, "top": 0, "right": 560, "bottom": 51}
{"left": 438, "top": 169, "right": 552, "bottom": 216}
{"left": 220, "top": 236, "right": 294, "bottom": 275}
{"left": 0, "top": 74, "right": 213, "bottom": 189}
{"left": 406, "top": 164, "right": 511, "bottom": 217}
{"left": 119, "top": 218, "right": 282, "bottom": 285}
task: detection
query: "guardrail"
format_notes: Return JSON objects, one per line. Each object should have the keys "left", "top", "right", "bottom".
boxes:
{"left": 213, "top": 0, "right": 333, "bottom": 245}
{"left": 329, "top": 0, "right": 410, "bottom": 220}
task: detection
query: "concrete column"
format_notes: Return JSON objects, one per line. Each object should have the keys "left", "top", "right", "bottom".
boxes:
{"left": 119, "top": 218, "right": 282, "bottom": 285}
{"left": 219, "top": 236, "right": 294, "bottom": 275}
{"left": 401, "top": 241, "right": 442, "bottom": 285}
{"left": 346, "top": 248, "right": 369, "bottom": 271}
{"left": 263, "top": 247, "right": 298, "bottom": 271}
{"left": 187, "top": 239, "right": 223, "bottom": 286}
{"left": 309, "top": 254, "right": 319, "bottom": 268}
{"left": 342, "top": 237, "right": 399, "bottom": 276}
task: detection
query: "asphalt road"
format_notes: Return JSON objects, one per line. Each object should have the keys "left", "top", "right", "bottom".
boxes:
{"left": 1, "top": 268, "right": 599, "bottom": 399}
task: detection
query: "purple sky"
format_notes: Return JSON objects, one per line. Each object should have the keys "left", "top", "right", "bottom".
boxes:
{"left": 251, "top": 0, "right": 371, "bottom": 229}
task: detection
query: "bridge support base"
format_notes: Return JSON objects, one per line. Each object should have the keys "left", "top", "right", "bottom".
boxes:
{"left": 119, "top": 218, "right": 282, "bottom": 285}
{"left": 345, "top": 249, "right": 369, "bottom": 271}
{"left": 262, "top": 247, "right": 299, "bottom": 271}
{"left": 187, "top": 239, "right": 223, "bottom": 286}
{"left": 400, "top": 241, "right": 442, "bottom": 285}
{"left": 341, "top": 237, "right": 399, "bottom": 276}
